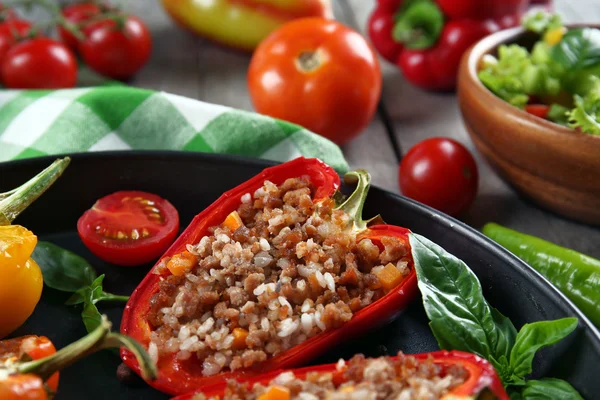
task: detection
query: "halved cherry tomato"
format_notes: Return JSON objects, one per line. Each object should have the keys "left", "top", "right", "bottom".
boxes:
{"left": 248, "top": 18, "right": 381, "bottom": 145}
{"left": 58, "top": 3, "right": 102, "bottom": 51}
{"left": 525, "top": 104, "right": 550, "bottom": 120}
{"left": 77, "top": 191, "right": 179, "bottom": 266}
{"left": 399, "top": 138, "right": 478, "bottom": 217}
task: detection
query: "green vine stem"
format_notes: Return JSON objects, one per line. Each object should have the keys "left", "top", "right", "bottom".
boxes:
{"left": 335, "top": 170, "right": 384, "bottom": 231}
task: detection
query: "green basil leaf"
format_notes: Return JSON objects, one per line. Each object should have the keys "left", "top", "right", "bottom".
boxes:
{"left": 65, "top": 288, "right": 88, "bottom": 305}
{"left": 89, "top": 275, "right": 106, "bottom": 305}
{"left": 81, "top": 300, "right": 102, "bottom": 333}
{"left": 521, "top": 378, "right": 583, "bottom": 400}
{"left": 409, "top": 233, "right": 517, "bottom": 366}
{"left": 509, "top": 317, "right": 578, "bottom": 377}
{"left": 552, "top": 28, "right": 600, "bottom": 70}
{"left": 32, "top": 241, "right": 97, "bottom": 292}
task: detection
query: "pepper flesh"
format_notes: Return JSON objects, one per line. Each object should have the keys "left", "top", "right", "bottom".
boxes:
{"left": 173, "top": 350, "right": 509, "bottom": 400}
{"left": 483, "top": 223, "right": 600, "bottom": 327}
{"left": 120, "top": 158, "right": 418, "bottom": 395}
{"left": 368, "top": 0, "right": 526, "bottom": 90}
{"left": 160, "top": 0, "right": 332, "bottom": 52}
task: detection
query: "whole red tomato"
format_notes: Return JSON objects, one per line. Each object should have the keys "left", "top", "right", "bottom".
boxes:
{"left": 399, "top": 138, "right": 478, "bottom": 216}
{"left": 58, "top": 3, "right": 101, "bottom": 51}
{"left": 248, "top": 18, "right": 381, "bottom": 145}
{"left": 0, "top": 20, "right": 31, "bottom": 65}
{"left": 79, "top": 15, "right": 151, "bottom": 80}
{"left": 2, "top": 37, "right": 77, "bottom": 89}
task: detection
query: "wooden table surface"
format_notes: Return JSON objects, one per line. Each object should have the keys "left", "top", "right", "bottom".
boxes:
{"left": 124, "top": 0, "right": 599, "bottom": 257}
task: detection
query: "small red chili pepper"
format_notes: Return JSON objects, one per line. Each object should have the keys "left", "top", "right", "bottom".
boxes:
{"left": 0, "top": 317, "right": 156, "bottom": 400}
{"left": 120, "top": 157, "right": 419, "bottom": 395}
{"left": 173, "top": 350, "right": 509, "bottom": 400}
{"left": 525, "top": 104, "right": 550, "bottom": 119}
{"left": 367, "top": 0, "right": 530, "bottom": 91}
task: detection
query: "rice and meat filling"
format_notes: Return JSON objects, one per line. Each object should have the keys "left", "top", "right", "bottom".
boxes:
{"left": 197, "top": 353, "right": 469, "bottom": 400}
{"left": 148, "top": 177, "right": 411, "bottom": 376}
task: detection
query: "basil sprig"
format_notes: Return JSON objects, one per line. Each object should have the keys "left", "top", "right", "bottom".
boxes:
{"left": 409, "top": 233, "right": 582, "bottom": 399}
{"left": 32, "top": 241, "right": 129, "bottom": 332}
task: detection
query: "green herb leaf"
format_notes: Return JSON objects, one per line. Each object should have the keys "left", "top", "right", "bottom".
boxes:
{"left": 521, "top": 378, "right": 583, "bottom": 399}
{"left": 65, "top": 290, "right": 87, "bottom": 306}
{"left": 547, "top": 103, "right": 571, "bottom": 126}
{"left": 522, "top": 11, "right": 563, "bottom": 34}
{"left": 409, "top": 233, "right": 517, "bottom": 369}
{"left": 81, "top": 301, "right": 102, "bottom": 333}
{"left": 32, "top": 241, "right": 97, "bottom": 292}
{"left": 552, "top": 28, "right": 600, "bottom": 70}
{"left": 509, "top": 318, "right": 578, "bottom": 377}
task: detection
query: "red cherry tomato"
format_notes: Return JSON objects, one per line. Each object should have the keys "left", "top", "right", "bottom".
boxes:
{"left": 399, "top": 138, "right": 478, "bottom": 216}
{"left": 248, "top": 18, "right": 381, "bottom": 146}
{"left": 1, "top": 37, "right": 77, "bottom": 89}
{"left": 0, "top": 20, "right": 31, "bottom": 65}
{"left": 525, "top": 104, "right": 550, "bottom": 120}
{"left": 79, "top": 15, "right": 152, "bottom": 80}
{"left": 77, "top": 191, "right": 179, "bottom": 266}
{"left": 58, "top": 3, "right": 101, "bottom": 51}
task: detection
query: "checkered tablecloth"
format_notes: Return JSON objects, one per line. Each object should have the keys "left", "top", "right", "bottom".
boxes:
{"left": 0, "top": 86, "right": 349, "bottom": 172}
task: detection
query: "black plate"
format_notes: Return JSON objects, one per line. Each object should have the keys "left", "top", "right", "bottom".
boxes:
{"left": 2, "top": 152, "right": 599, "bottom": 400}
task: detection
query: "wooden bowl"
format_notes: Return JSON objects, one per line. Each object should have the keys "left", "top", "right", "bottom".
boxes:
{"left": 458, "top": 26, "right": 600, "bottom": 225}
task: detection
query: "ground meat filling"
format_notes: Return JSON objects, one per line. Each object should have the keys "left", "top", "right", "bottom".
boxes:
{"left": 148, "top": 177, "right": 411, "bottom": 376}
{"left": 198, "top": 353, "right": 469, "bottom": 400}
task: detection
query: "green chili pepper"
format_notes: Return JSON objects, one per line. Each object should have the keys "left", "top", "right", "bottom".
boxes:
{"left": 483, "top": 223, "right": 600, "bottom": 327}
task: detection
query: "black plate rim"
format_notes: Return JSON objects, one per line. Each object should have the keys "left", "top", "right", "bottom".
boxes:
{"left": 3, "top": 150, "right": 599, "bottom": 346}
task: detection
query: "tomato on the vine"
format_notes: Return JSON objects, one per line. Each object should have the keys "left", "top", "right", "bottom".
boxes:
{"left": 77, "top": 191, "right": 179, "bottom": 266}
{"left": 248, "top": 18, "right": 381, "bottom": 146}
{"left": 0, "top": 19, "right": 31, "bottom": 65}
{"left": 59, "top": 3, "right": 101, "bottom": 51}
{"left": 79, "top": 15, "right": 152, "bottom": 80}
{"left": 399, "top": 138, "right": 478, "bottom": 216}
{"left": 1, "top": 37, "right": 77, "bottom": 89}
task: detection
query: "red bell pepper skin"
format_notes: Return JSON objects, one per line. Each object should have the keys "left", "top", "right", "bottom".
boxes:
{"left": 120, "top": 158, "right": 419, "bottom": 395}
{"left": 367, "top": 0, "right": 527, "bottom": 91}
{"left": 173, "top": 350, "right": 509, "bottom": 400}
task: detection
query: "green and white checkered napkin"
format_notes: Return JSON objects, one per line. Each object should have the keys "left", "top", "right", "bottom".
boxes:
{"left": 0, "top": 86, "right": 349, "bottom": 171}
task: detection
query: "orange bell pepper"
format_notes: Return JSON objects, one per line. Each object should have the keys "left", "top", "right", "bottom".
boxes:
{"left": 160, "top": 0, "right": 333, "bottom": 51}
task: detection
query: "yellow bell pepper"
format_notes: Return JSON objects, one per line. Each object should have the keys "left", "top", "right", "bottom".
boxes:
{"left": 0, "top": 158, "right": 70, "bottom": 338}
{"left": 160, "top": 0, "right": 333, "bottom": 52}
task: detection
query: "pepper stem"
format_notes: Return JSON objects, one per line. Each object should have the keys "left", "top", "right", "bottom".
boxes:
{"left": 392, "top": 0, "right": 444, "bottom": 50}
{"left": 335, "top": 170, "right": 384, "bottom": 231}
{"left": 17, "top": 316, "right": 157, "bottom": 382}
{"left": 0, "top": 157, "right": 70, "bottom": 226}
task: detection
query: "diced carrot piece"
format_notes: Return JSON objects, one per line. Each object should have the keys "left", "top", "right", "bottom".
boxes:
{"left": 257, "top": 385, "right": 290, "bottom": 400}
{"left": 166, "top": 251, "right": 197, "bottom": 276}
{"left": 374, "top": 263, "right": 405, "bottom": 292}
{"left": 223, "top": 210, "right": 243, "bottom": 231}
{"left": 232, "top": 328, "right": 249, "bottom": 350}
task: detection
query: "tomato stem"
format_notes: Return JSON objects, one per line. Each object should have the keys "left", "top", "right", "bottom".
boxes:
{"left": 15, "top": 316, "right": 157, "bottom": 382}
{"left": 0, "top": 157, "right": 70, "bottom": 225}
{"left": 98, "top": 293, "right": 130, "bottom": 303}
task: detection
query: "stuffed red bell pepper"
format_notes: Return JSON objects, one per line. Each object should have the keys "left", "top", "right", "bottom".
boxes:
{"left": 121, "top": 158, "right": 418, "bottom": 395}
{"left": 368, "top": 0, "right": 530, "bottom": 91}
{"left": 174, "top": 350, "right": 509, "bottom": 400}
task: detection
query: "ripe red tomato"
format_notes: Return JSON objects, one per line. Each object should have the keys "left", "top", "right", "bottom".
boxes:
{"left": 77, "top": 191, "right": 179, "bottom": 266}
{"left": 248, "top": 18, "right": 381, "bottom": 146}
{"left": 79, "top": 15, "right": 152, "bottom": 80}
{"left": 58, "top": 3, "right": 101, "bottom": 51}
{"left": 399, "top": 138, "right": 478, "bottom": 216}
{"left": 525, "top": 104, "right": 550, "bottom": 120}
{"left": 0, "top": 20, "right": 31, "bottom": 65}
{"left": 1, "top": 38, "right": 77, "bottom": 89}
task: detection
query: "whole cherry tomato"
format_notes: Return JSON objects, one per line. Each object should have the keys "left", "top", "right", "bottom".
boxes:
{"left": 58, "top": 3, "right": 101, "bottom": 51}
{"left": 79, "top": 15, "right": 152, "bottom": 80}
{"left": 248, "top": 17, "right": 381, "bottom": 145}
{"left": 399, "top": 138, "right": 478, "bottom": 216}
{"left": 1, "top": 38, "right": 77, "bottom": 89}
{"left": 0, "top": 20, "right": 31, "bottom": 65}
{"left": 77, "top": 191, "right": 179, "bottom": 266}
